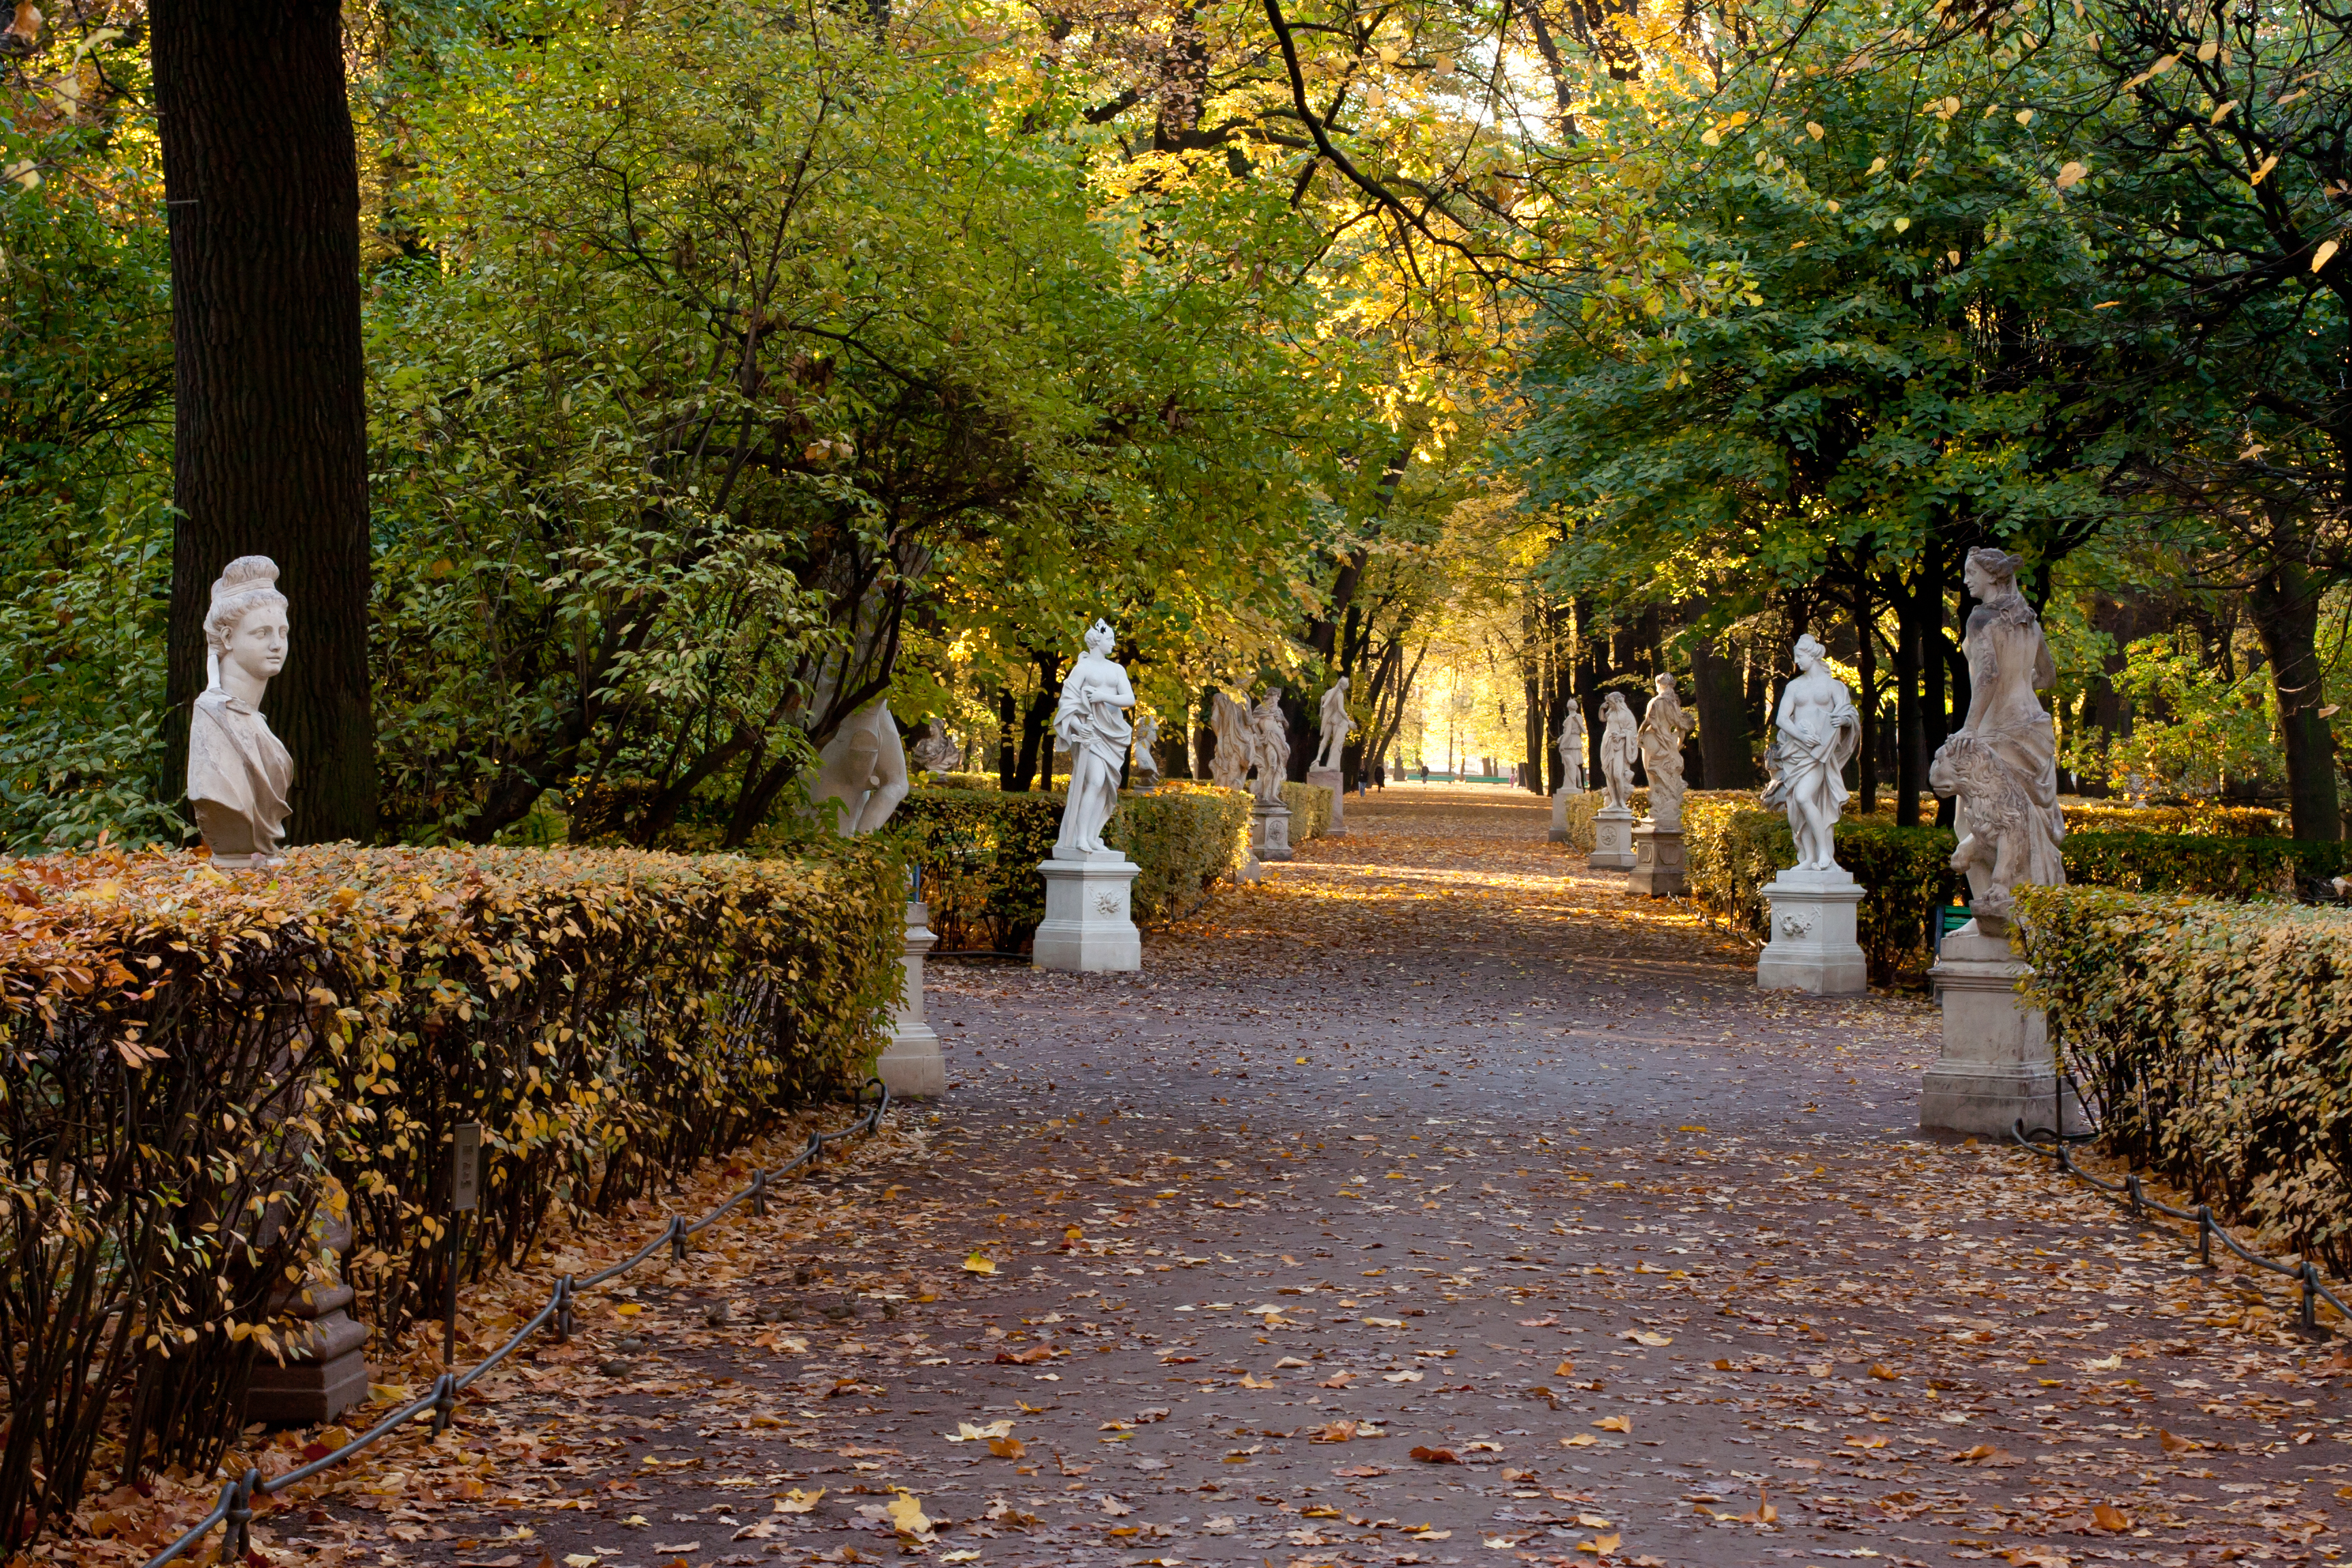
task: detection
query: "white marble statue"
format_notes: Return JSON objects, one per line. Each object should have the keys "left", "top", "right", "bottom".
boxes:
{"left": 1636, "top": 674, "right": 1696, "bottom": 829}
{"left": 1556, "top": 708, "right": 1586, "bottom": 792}
{"left": 1313, "top": 677, "right": 1352, "bottom": 771}
{"left": 188, "top": 555, "right": 292, "bottom": 867}
{"left": 1761, "top": 634, "right": 1861, "bottom": 871}
{"left": 909, "top": 719, "right": 962, "bottom": 774}
{"left": 1209, "top": 690, "right": 1252, "bottom": 791}
{"left": 1051, "top": 619, "right": 1136, "bottom": 856}
{"left": 1597, "top": 691, "right": 1639, "bottom": 811}
{"left": 1132, "top": 715, "right": 1162, "bottom": 788}
{"left": 810, "top": 700, "right": 911, "bottom": 836}
{"left": 1930, "top": 546, "right": 2066, "bottom": 928}
{"left": 1248, "top": 690, "right": 1290, "bottom": 805}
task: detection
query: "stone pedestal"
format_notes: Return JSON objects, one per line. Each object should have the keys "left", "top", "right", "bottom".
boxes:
{"left": 246, "top": 1209, "right": 370, "bottom": 1425}
{"left": 876, "top": 899, "right": 945, "bottom": 1098}
{"left": 1306, "top": 766, "right": 1346, "bottom": 836}
{"left": 1549, "top": 787, "right": 1570, "bottom": 844}
{"left": 1756, "top": 868, "right": 1867, "bottom": 994}
{"left": 1919, "top": 921, "right": 2085, "bottom": 1137}
{"left": 1588, "top": 804, "right": 1636, "bottom": 870}
{"left": 1034, "top": 850, "right": 1142, "bottom": 973}
{"left": 1252, "top": 801, "right": 1294, "bottom": 863}
{"left": 1628, "top": 822, "right": 1684, "bottom": 896}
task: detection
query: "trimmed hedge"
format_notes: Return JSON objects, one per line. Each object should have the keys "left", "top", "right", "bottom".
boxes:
{"left": 921, "top": 772, "right": 999, "bottom": 792}
{"left": 885, "top": 783, "right": 1250, "bottom": 951}
{"left": 1281, "top": 780, "right": 1334, "bottom": 841}
{"left": 0, "top": 841, "right": 900, "bottom": 1543}
{"left": 2017, "top": 886, "right": 2352, "bottom": 1277}
{"left": 1680, "top": 797, "right": 2352, "bottom": 980}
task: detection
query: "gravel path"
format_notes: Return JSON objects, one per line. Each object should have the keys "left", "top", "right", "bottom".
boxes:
{"left": 315, "top": 787, "right": 2350, "bottom": 1568}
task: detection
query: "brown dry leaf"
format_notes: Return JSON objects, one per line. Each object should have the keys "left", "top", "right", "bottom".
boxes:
{"left": 1409, "top": 1445, "right": 1461, "bottom": 1464}
{"left": 2091, "top": 1503, "right": 2129, "bottom": 1531}
{"left": 1308, "top": 1420, "right": 1358, "bottom": 1443}
{"left": 985, "top": 1437, "right": 1024, "bottom": 1460}
{"left": 1592, "top": 1414, "right": 1631, "bottom": 1433}
{"left": 2158, "top": 1428, "right": 2201, "bottom": 1454}
{"left": 1554, "top": 1359, "right": 1576, "bottom": 1375}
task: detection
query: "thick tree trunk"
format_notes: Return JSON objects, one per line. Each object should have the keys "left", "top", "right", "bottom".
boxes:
{"left": 1195, "top": 684, "right": 1220, "bottom": 785}
{"left": 157, "top": 0, "right": 375, "bottom": 845}
{"left": 996, "top": 687, "right": 1019, "bottom": 789}
{"left": 1891, "top": 572, "right": 1923, "bottom": 828}
{"left": 1690, "top": 633, "right": 1754, "bottom": 789}
{"left": 2249, "top": 561, "right": 2344, "bottom": 841}
{"left": 1854, "top": 582, "right": 1878, "bottom": 813}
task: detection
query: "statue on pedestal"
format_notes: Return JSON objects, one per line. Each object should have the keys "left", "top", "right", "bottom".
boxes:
{"left": 909, "top": 719, "right": 962, "bottom": 774}
{"left": 1761, "top": 634, "right": 1861, "bottom": 871}
{"left": 188, "top": 556, "right": 293, "bottom": 868}
{"left": 1051, "top": 619, "right": 1135, "bottom": 856}
{"left": 1132, "top": 715, "right": 1162, "bottom": 788}
{"left": 1597, "top": 691, "right": 1639, "bottom": 811}
{"left": 1209, "top": 690, "right": 1252, "bottom": 791}
{"left": 1930, "top": 547, "right": 2066, "bottom": 928}
{"left": 1637, "top": 674, "right": 1695, "bottom": 828}
{"left": 1247, "top": 690, "right": 1290, "bottom": 805}
{"left": 1313, "top": 678, "right": 1352, "bottom": 771}
{"left": 1556, "top": 708, "right": 1586, "bottom": 792}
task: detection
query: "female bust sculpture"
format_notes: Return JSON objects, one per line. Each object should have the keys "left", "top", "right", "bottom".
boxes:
{"left": 1761, "top": 633, "right": 1861, "bottom": 871}
{"left": 186, "top": 555, "right": 293, "bottom": 867}
{"left": 1931, "top": 546, "right": 2065, "bottom": 925}
{"left": 1597, "top": 691, "right": 1639, "bottom": 810}
{"left": 1051, "top": 619, "right": 1136, "bottom": 856}
{"left": 1636, "top": 673, "right": 1697, "bottom": 829}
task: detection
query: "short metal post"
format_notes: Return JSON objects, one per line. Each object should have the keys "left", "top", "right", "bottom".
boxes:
{"left": 220, "top": 1468, "right": 259, "bottom": 1561}
{"left": 750, "top": 1169, "right": 770, "bottom": 1218}
{"left": 2125, "top": 1174, "right": 2143, "bottom": 1216}
{"left": 551, "top": 1275, "right": 574, "bottom": 1343}
{"left": 429, "top": 1371, "right": 459, "bottom": 1437}
{"left": 446, "top": 1122, "right": 481, "bottom": 1373}
{"left": 2302, "top": 1263, "right": 2319, "bottom": 1332}
{"left": 669, "top": 1215, "right": 689, "bottom": 1262}
{"left": 2198, "top": 1208, "right": 2213, "bottom": 1268}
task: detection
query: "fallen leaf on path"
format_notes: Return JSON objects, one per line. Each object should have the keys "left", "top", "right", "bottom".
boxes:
{"left": 1554, "top": 1359, "right": 1575, "bottom": 1375}
{"left": 945, "top": 1421, "right": 1013, "bottom": 1441}
{"left": 2091, "top": 1503, "right": 2129, "bottom": 1530}
{"left": 1577, "top": 1532, "right": 1620, "bottom": 1554}
{"left": 777, "top": 1488, "right": 825, "bottom": 1514}
{"left": 1309, "top": 1420, "right": 1359, "bottom": 1442}
{"left": 986, "top": 1437, "right": 1024, "bottom": 1459}
{"left": 1619, "top": 1330, "right": 1670, "bottom": 1346}
{"left": 1384, "top": 1369, "right": 1423, "bottom": 1383}
{"left": 1560, "top": 1433, "right": 1597, "bottom": 1448}
{"left": 884, "top": 1494, "right": 932, "bottom": 1535}
{"left": 1409, "top": 1446, "right": 1461, "bottom": 1464}
{"left": 2159, "top": 1428, "right": 2200, "bottom": 1453}
{"left": 962, "top": 1251, "right": 996, "bottom": 1275}
{"left": 1592, "top": 1416, "right": 1631, "bottom": 1432}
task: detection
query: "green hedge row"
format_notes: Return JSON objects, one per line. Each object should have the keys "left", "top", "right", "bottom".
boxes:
{"left": 885, "top": 784, "right": 1251, "bottom": 951}
{"left": 1281, "top": 780, "right": 1334, "bottom": 841}
{"left": 2017, "top": 886, "right": 2352, "bottom": 1277}
{"left": 1681, "top": 797, "right": 2352, "bottom": 980}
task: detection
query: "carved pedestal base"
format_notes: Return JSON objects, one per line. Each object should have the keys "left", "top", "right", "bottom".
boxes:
{"left": 1033, "top": 851, "right": 1142, "bottom": 973}
{"left": 1549, "top": 787, "right": 1570, "bottom": 844}
{"left": 1588, "top": 805, "right": 1636, "bottom": 870}
{"left": 877, "top": 898, "right": 945, "bottom": 1098}
{"left": 248, "top": 1208, "right": 370, "bottom": 1426}
{"left": 1305, "top": 767, "right": 1345, "bottom": 836}
{"left": 1919, "top": 922, "right": 2085, "bottom": 1137}
{"left": 1756, "top": 869, "right": 1867, "bottom": 994}
{"left": 1252, "top": 802, "right": 1294, "bottom": 863}
{"left": 1628, "top": 823, "right": 1684, "bottom": 896}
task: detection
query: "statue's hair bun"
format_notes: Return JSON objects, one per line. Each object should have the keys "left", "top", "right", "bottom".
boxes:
{"left": 210, "top": 555, "right": 280, "bottom": 603}
{"left": 203, "top": 555, "right": 287, "bottom": 653}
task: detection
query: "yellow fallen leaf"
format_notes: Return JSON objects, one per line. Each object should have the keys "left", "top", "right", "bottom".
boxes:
{"left": 1560, "top": 1433, "right": 1597, "bottom": 1447}
{"left": 2093, "top": 1503, "right": 2131, "bottom": 1530}
{"left": 987, "top": 1437, "right": 1025, "bottom": 1459}
{"left": 1578, "top": 1533, "right": 1620, "bottom": 1554}
{"left": 616, "top": 1302, "right": 642, "bottom": 1316}
{"left": 963, "top": 1251, "right": 997, "bottom": 1275}
{"left": 947, "top": 1420, "right": 1014, "bottom": 1442}
{"left": 887, "top": 1493, "right": 932, "bottom": 1535}
{"left": 1575, "top": 1514, "right": 1611, "bottom": 1527}
{"left": 777, "top": 1488, "right": 825, "bottom": 1514}
{"left": 1384, "top": 1369, "right": 1424, "bottom": 1383}
{"left": 1593, "top": 1416, "right": 1631, "bottom": 1433}
{"left": 1554, "top": 1360, "right": 1576, "bottom": 1375}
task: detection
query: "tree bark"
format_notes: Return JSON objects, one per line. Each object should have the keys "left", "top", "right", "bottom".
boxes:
{"left": 2249, "top": 561, "right": 2344, "bottom": 841}
{"left": 1690, "top": 632, "right": 1754, "bottom": 789}
{"left": 996, "top": 687, "right": 1019, "bottom": 789}
{"left": 1891, "top": 571, "right": 1923, "bottom": 827}
{"left": 157, "top": 0, "right": 376, "bottom": 845}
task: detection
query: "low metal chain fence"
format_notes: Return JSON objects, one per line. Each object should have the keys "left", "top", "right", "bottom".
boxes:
{"left": 140, "top": 1078, "right": 894, "bottom": 1568}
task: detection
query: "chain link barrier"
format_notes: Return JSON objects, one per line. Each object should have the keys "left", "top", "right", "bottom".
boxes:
{"left": 2011, "top": 1117, "right": 2351, "bottom": 1337}
{"left": 137, "top": 1078, "right": 894, "bottom": 1568}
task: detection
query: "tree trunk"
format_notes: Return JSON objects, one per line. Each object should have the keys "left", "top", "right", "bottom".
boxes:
{"left": 996, "top": 687, "right": 1019, "bottom": 789}
{"left": 157, "top": 0, "right": 376, "bottom": 844}
{"left": 1690, "top": 633, "right": 1754, "bottom": 789}
{"left": 1854, "top": 579, "right": 1878, "bottom": 813}
{"left": 2249, "top": 561, "right": 2345, "bottom": 841}
{"left": 1195, "top": 684, "right": 1220, "bottom": 785}
{"left": 1933, "top": 551, "right": 1961, "bottom": 830}
{"left": 1891, "top": 572, "right": 1923, "bottom": 828}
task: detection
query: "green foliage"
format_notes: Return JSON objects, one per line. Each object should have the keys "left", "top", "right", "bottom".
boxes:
{"left": 1682, "top": 797, "right": 1958, "bottom": 979}
{"left": 886, "top": 784, "right": 1249, "bottom": 951}
{"left": 1280, "top": 781, "right": 1333, "bottom": 840}
{"left": 2017, "top": 885, "right": 2352, "bottom": 1275}
{"left": 924, "top": 773, "right": 1000, "bottom": 793}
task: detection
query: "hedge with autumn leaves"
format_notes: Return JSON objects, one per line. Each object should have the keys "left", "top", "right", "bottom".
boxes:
{"left": 2016, "top": 886, "right": 2352, "bottom": 1279}
{"left": 0, "top": 841, "right": 901, "bottom": 1545}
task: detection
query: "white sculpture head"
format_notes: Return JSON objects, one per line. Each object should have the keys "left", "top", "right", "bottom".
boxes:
{"left": 1963, "top": 546, "right": 2025, "bottom": 604}
{"left": 1654, "top": 672, "right": 1677, "bottom": 698}
{"left": 1085, "top": 619, "right": 1116, "bottom": 656}
{"left": 1793, "top": 632, "right": 1826, "bottom": 673}
{"left": 203, "top": 555, "right": 289, "bottom": 699}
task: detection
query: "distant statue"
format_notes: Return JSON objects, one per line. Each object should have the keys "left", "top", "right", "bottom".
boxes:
{"left": 1761, "top": 634, "right": 1861, "bottom": 871}
{"left": 187, "top": 555, "right": 292, "bottom": 868}
{"left": 1313, "top": 677, "right": 1352, "bottom": 771}
{"left": 811, "top": 700, "right": 909, "bottom": 836}
{"left": 1637, "top": 674, "right": 1697, "bottom": 830}
{"left": 1931, "top": 547, "right": 2065, "bottom": 928}
{"left": 909, "top": 719, "right": 962, "bottom": 774}
{"left": 1051, "top": 619, "right": 1135, "bottom": 855}
{"left": 1556, "top": 708, "right": 1586, "bottom": 793}
{"left": 1597, "top": 691, "right": 1639, "bottom": 811}
{"left": 1209, "top": 690, "right": 1252, "bottom": 791}
{"left": 1247, "top": 690, "right": 1290, "bottom": 805}
{"left": 1132, "top": 715, "right": 1162, "bottom": 789}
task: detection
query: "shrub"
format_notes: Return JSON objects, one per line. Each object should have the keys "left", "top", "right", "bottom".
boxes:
{"left": 1556, "top": 789, "right": 1651, "bottom": 851}
{"left": 921, "top": 772, "right": 998, "bottom": 792}
{"left": 1680, "top": 798, "right": 1957, "bottom": 980}
{"left": 2060, "top": 801, "right": 2285, "bottom": 836}
{"left": 2016, "top": 885, "right": 2352, "bottom": 1275}
{"left": 1281, "top": 781, "right": 1333, "bottom": 840}
{"left": 886, "top": 784, "right": 1250, "bottom": 951}
{"left": 0, "top": 840, "right": 900, "bottom": 1544}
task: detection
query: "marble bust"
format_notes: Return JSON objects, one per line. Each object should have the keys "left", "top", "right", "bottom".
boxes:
{"left": 1931, "top": 546, "right": 2065, "bottom": 928}
{"left": 1313, "top": 678, "right": 1352, "bottom": 771}
{"left": 1052, "top": 619, "right": 1135, "bottom": 856}
{"left": 1597, "top": 691, "right": 1639, "bottom": 811}
{"left": 187, "top": 556, "right": 292, "bottom": 868}
{"left": 1761, "top": 634, "right": 1861, "bottom": 871}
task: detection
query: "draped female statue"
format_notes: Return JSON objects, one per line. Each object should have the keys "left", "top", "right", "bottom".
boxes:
{"left": 1597, "top": 691, "right": 1639, "bottom": 811}
{"left": 1636, "top": 673, "right": 1697, "bottom": 830}
{"left": 1051, "top": 619, "right": 1136, "bottom": 855}
{"left": 1761, "top": 634, "right": 1861, "bottom": 871}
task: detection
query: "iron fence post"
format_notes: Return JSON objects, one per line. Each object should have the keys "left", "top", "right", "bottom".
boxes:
{"left": 220, "top": 1468, "right": 258, "bottom": 1562}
